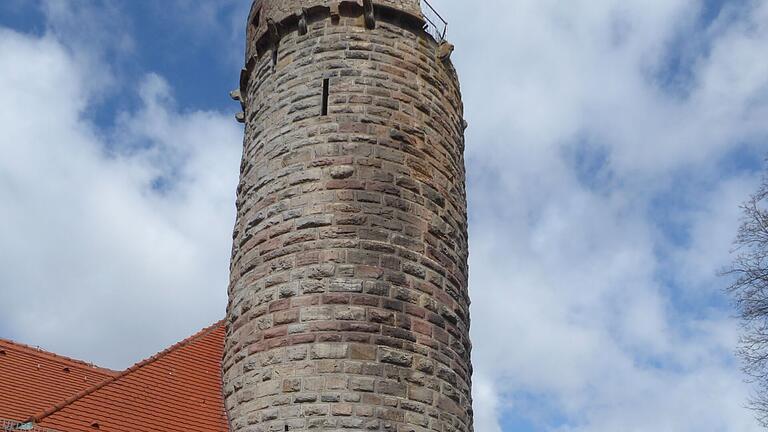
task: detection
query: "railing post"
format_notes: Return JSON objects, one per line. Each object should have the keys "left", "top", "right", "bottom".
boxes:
{"left": 420, "top": 0, "right": 448, "bottom": 42}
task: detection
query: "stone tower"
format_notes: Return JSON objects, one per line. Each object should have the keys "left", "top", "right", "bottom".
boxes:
{"left": 223, "top": 0, "right": 472, "bottom": 430}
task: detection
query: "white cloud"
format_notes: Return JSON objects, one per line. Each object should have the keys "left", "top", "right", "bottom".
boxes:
{"left": 429, "top": 0, "right": 768, "bottom": 429}
{"left": 0, "top": 27, "right": 241, "bottom": 368}
{"left": 672, "top": 174, "right": 760, "bottom": 290}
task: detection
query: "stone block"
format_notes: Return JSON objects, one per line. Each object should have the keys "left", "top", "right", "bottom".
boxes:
{"left": 311, "top": 343, "right": 349, "bottom": 359}
{"left": 379, "top": 347, "right": 412, "bottom": 366}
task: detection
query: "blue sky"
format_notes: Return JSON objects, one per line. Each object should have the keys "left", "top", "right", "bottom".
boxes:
{"left": 1, "top": 0, "right": 767, "bottom": 431}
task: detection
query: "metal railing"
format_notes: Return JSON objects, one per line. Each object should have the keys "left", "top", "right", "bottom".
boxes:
{"left": 421, "top": 0, "right": 448, "bottom": 42}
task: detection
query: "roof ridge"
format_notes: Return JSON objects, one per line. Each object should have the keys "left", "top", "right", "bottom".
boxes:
{"left": 0, "top": 338, "right": 118, "bottom": 376}
{"left": 26, "top": 320, "right": 226, "bottom": 424}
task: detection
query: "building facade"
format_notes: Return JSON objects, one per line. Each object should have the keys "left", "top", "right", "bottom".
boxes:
{"left": 223, "top": 1, "right": 472, "bottom": 430}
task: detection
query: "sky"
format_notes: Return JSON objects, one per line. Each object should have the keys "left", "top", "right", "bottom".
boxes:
{"left": 1, "top": 0, "right": 767, "bottom": 431}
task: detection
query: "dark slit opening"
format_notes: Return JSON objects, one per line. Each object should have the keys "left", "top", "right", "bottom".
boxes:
{"left": 321, "top": 78, "right": 330, "bottom": 116}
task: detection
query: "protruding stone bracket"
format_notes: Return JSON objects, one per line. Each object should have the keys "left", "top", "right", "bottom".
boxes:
{"left": 267, "top": 18, "right": 280, "bottom": 44}
{"left": 330, "top": 2, "right": 341, "bottom": 24}
{"left": 232, "top": 82, "right": 246, "bottom": 124}
{"left": 230, "top": 88, "right": 246, "bottom": 112}
{"left": 267, "top": 18, "right": 280, "bottom": 68}
{"left": 247, "top": 3, "right": 439, "bottom": 62}
{"left": 363, "top": 0, "right": 376, "bottom": 29}
{"left": 437, "top": 41, "right": 454, "bottom": 61}
{"left": 297, "top": 8, "right": 309, "bottom": 35}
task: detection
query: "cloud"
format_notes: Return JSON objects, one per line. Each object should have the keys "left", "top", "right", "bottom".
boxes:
{"left": 0, "top": 26, "right": 241, "bottom": 368}
{"left": 671, "top": 174, "right": 760, "bottom": 291}
{"left": 428, "top": 0, "right": 768, "bottom": 429}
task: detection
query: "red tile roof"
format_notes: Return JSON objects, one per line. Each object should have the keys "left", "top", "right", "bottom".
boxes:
{"left": 28, "top": 321, "right": 229, "bottom": 432}
{"left": 0, "top": 338, "right": 118, "bottom": 423}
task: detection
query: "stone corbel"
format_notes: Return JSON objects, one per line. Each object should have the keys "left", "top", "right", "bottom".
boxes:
{"left": 267, "top": 18, "right": 280, "bottom": 45}
{"left": 230, "top": 88, "right": 246, "bottom": 112}
{"left": 363, "top": 0, "right": 376, "bottom": 29}
{"left": 233, "top": 71, "right": 247, "bottom": 124}
{"left": 330, "top": 2, "right": 341, "bottom": 24}
{"left": 267, "top": 18, "right": 280, "bottom": 67}
{"left": 438, "top": 41, "right": 454, "bottom": 61}
{"left": 297, "top": 8, "right": 309, "bottom": 35}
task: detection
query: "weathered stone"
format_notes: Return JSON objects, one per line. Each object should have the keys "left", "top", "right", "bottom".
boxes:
{"left": 283, "top": 378, "right": 302, "bottom": 392}
{"left": 349, "top": 344, "right": 377, "bottom": 361}
{"left": 376, "top": 380, "right": 407, "bottom": 398}
{"left": 409, "top": 385, "right": 434, "bottom": 404}
{"left": 379, "top": 347, "right": 412, "bottom": 366}
{"left": 329, "top": 279, "right": 363, "bottom": 293}
{"left": 310, "top": 343, "right": 349, "bottom": 359}
{"left": 437, "top": 41, "right": 455, "bottom": 61}
{"left": 301, "top": 306, "right": 333, "bottom": 322}
{"left": 329, "top": 165, "right": 355, "bottom": 179}
{"left": 224, "top": 2, "right": 472, "bottom": 432}
{"left": 293, "top": 393, "right": 318, "bottom": 403}
{"left": 334, "top": 306, "right": 366, "bottom": 321}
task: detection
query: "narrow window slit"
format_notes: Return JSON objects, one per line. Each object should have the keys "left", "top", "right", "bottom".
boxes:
{"left": 321, "top": 78, "right": 330, "bottom": 116}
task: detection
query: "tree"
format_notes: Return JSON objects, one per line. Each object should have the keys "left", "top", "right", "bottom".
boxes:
{"left": 726, "top": 175, "right": 768, "bottom": 426}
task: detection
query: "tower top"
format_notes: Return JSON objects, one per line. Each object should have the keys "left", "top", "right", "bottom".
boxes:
{"left": 245, "top": 0, "right": 451, "bottom": 61}
{"left": 249, "top": 0, "right": 424, "bottom": 25}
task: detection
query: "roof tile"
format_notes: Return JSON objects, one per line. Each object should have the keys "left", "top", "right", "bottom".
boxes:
{"left": 32, "top": 321, "right": 229, "bottom": 432}
{"left": 0, "top": 338, "right": 117, "bottom": 422}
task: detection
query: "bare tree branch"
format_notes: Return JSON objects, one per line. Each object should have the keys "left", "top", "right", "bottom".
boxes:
{"left": 725, "top": 170, "right": 768, "bottom": 427}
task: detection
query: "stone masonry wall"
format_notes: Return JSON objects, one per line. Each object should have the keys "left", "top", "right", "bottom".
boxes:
{"left": 248, "top": 0, "right": 423, "bottom": 46}
{"left": 253, "top": 0, "right": 423, "bottom": 19}
{"left": 223, "top": 2, "right": 472, "bottom": 431}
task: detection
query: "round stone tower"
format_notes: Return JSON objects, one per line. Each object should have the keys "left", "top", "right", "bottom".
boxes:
{"left": 223, "top": 1, "right": 472, "bottom": 431}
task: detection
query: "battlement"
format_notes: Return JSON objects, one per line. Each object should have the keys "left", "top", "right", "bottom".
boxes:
{"left": 249, "top": 0, "right": 423, "bottom": 25}
{"left": 245, "top": 0, "right": 450, "bottom": 62}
